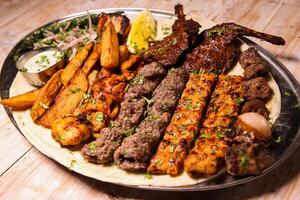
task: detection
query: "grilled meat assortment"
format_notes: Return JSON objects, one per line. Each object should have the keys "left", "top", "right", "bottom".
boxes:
{"left": 148, "top": 73, "right": 215, "bottom": 175}
{"left": 183, "top": 23, "right": 285, "bottom": 73}
{"left": 145, "top": 4, "right": 201, "bottom": 67}
{"left": 114, "top": 67, "right": 189, "bottom": 170}
{"left": 241, "top": 99, "right": 269, "bottom": 118}
{"left": 184, "top": 75, "right": 244, "bottom": 175}
{"left": 81, "top": 62, "right": 166, "bottom": 163}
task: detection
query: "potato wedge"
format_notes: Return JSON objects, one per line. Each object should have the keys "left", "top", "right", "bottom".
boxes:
{"left": 100, "top": 22, "right": 119, "bottom": 68}
{"left": 119, "top": 44, "right": 130, "bottom": 64}
{"left": 82, "top": 42, "right": 102, "bottom": 74}
{"left": 30, "top": 70, "right": 63, "bottom": 122}
{"left": 61, "top": 42, "right": 94, "bottom": 87}
{"left": 0, "top": 89, "right": 40, "bottom": 110}
{"left": 39, "top": 71, "right": 89, "bottom": 128}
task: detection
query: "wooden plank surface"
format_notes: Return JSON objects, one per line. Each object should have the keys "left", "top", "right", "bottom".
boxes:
{"left": 0, "top": 0, "right": 299, "bottom": 199}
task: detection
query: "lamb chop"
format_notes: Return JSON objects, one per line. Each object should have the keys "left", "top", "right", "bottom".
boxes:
{"left": 183, "top": 23, "right": 285, "bottom": 73}
{"left": 144, "top": 4, "right": 201, "bottom": 67}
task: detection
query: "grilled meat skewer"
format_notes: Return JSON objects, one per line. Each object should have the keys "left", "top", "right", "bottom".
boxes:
{"left": 81, "top": 62, "right": 166, "bottom": 163}
{"left": 184, "top": 75, "right": 244, "bottom": 175}
{"left": 114, "top": 67, "right": 189, "bottom": 170}
{"left": 148, "top": 73, "right": 215, "bottom": 175}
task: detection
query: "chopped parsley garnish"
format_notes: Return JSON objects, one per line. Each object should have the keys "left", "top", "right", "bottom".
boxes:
{"left": 131, "top": 76, "right": 144, "bottom": 85}
{"left": 200, "top": 134, "right": 209, "bottom": 139}
{"left": 291, "top": 103, "right": 300, "bottom": 110}
{"left": 142, "top": 96, "right": 154, "bottom": 105}
{"left": 95, "top": 113, "right": 104, "bottom": 122}
{"left": 169, "top": 144, "right": 175, "bottom": 153}
{"left": 35, "top": 55, "right": 50, "bottom": 67}
{"left": 172, "top": 38, "right": 177, "bottom": 45}
{"left": 146, "top": 115, "right": 159, "bottom": 121}
{"left": 154, "top": 159, "right": 162, "bottom": 166}
{"left": 284, "top": 91, "right": 291, "bottom": 97}
{"left": 122, "top": 128, "right": 135, "bottom": 137}
{"left": 109, "top": 121, "right": 115, "bottom": 128}
{"left": 208, "top": 28, "right": 225, "bottom": 36}
{"left": 236, "top": 97, "right": 245, "bottom": 105}
{"left": 79, "top": 92, "right": 91, "bottom": 106}
{"left": 38, "top": 102, "right": 49, "bottom": 109}
{"left": 275, "top": 136, "right": 282, "bottom": 143}
{"left": 144, "top": 171, "right": 153, "bottom": 179}
{"left": 215, "top": 131, "right": 223, "bottom": 138}
{"left": 70, "top": 88, "right": 82, "bottom": 94}
{"left": 88, "top": 142, "right": 97, "bottom": 153}
{"left": 18, "top": 67, "right": 28, "bottom": 72}
{"left": 240, "top": 156, "right": 250, "bottom": 168}
{"left": 157, "top": 47, "right": 166, "bottom": 54}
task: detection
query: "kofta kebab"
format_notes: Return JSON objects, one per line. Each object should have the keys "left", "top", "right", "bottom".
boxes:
{"left": 1, "top": 4, "right": 285, "bottom": 177}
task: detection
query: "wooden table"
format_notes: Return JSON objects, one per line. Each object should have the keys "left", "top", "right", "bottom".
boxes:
{"left": 0, "top": 0, "right": 299, "bottom": 199}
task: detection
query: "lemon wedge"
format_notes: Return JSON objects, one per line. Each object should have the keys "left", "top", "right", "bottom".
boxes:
{"left": 127, "top": 10, "right": 157, "bottom": 54}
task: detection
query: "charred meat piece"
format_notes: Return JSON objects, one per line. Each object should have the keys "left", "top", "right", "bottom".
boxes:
{"left": 81, "top": 62, "right": 166, "bottom": 163}
{"left": 239, "top": 48, "right": 268, "bottom": 80}
{"left": 184, "top": 23, "right": 285, "bottom": 73}
{"left": 145, "top": 4, "right": 201, "bottom": 67}
{"left": 148, "top": 73, "right": 215, "bottom": 175}
{"left": 114, "top": 68, "right": 189, "bottom": 170}
{"left": 184, "top": 75, "right": 244, "bottom": 175}
{"left": 243, "top": 77, "right": 272, "bottom": 100}
{"left": 241, "top": 99, "right": 269, "bottom": 118}
{"left": 225, "top": 143, "right": 273, "bottom": 176}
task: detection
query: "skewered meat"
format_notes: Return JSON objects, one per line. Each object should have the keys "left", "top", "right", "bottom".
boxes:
{"left": 225, "top": 143, "right": 273, "bottom": 176}
{"left": 184, "top": 75, "right": 244, "bottom": 175}
{"left": 148, "top": 73, "right": 215, "bottom": 175}
{"left": 114, "top": 67, "right": 189, "bottom": 170}
{"left": 145, "top": 4, "right": 201, "bottom": 67}
{"left": 184, "top": 23, "right": 285, "bottom": 73}
{"left": 241, "top": 99, "right": 269, "bottom": 118}
{"left": 243, "top": 77, "right": 272, "bottom": 100}
{"left": 239, "top": 48, "right": 268, "bottom": 80}
{"left": 81, "top": 62, "right": 166, "bottom": 163}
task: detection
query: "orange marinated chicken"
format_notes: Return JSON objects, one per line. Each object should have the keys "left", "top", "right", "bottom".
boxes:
{"left": 184, "top": 74, "right": 244, "bottom": 175}
{"left": 148, "top": 73, "right": 215, "bottom": 175}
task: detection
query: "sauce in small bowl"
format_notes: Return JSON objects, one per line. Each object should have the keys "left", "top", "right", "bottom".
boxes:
{"left": 16, "top": 47, "right": 65, "bottom": 87}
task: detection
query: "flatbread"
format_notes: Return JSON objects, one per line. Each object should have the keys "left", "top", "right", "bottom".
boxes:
{"left": 9, "top": 15, "right": 281, "bottom": 187}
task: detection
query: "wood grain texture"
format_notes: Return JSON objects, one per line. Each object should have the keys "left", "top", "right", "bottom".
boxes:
{"left": 0, "top": 0, "right": 299, "bottom": 199}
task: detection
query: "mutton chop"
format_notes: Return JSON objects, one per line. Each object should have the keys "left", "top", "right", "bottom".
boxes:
{"left": 145, "top": 4, "right": 201, "bottom": 67}
{"left": 183, "top": 23, "right": 285, "bottom": 73}
{"left": 184, "top": 75, "right": 244, "bottom": 175}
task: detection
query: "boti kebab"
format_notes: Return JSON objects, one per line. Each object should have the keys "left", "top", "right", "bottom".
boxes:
{"left": 149, "top": 23, "right": 285, "bottom": 175}
{"left": 81, "top": 4, "right": 201, "bottom": 164}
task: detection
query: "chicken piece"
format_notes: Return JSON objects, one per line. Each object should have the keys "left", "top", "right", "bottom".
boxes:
{"left": 52, "top": 116, "right": 91, "bottom": 146}
{"left": 148, "top": 73, "right": 215, "bottom": 175}
{"left": 184, "top": 75, "right": 244, "bottom": 175}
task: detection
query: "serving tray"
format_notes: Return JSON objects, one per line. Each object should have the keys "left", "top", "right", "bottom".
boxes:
{"left": 1, "top": 8, "right": 299, "bottom": 191}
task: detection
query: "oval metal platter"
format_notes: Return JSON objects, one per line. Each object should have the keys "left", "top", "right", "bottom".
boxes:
{"left": 1, "top": 8, "right": 300, "bottom": 191}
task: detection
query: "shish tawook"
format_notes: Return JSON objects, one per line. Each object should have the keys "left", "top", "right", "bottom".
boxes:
{"left": 184, "top": 74, "right": 244, "bottom": 175}
{"left": 148, "top": 73, "right": 215, "bottom": 175}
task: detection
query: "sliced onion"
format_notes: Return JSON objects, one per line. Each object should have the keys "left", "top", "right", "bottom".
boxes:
{"left": 238, "top": 112, "right": 272, "bottom": 141}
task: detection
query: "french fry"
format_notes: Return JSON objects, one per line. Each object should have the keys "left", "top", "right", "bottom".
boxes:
{"left": 100, "top": 22, "right": 119, "bottom": 68}
{"left": 82, "top": 42, "right": 102, "bottom": 74}
{"left": 119, "top": 44, "right": 130, "bottom": 64}
{"left": 0, "top": 89, "right": 40, "bottom": 111}
{"left": 61, "top": 42, "right": 94, "bottom": 87}
{"left": 30, "top": 70, "right": 63, "bottom": 122}
{"left": 38, "top": 71, "right": 89, "bottom": 128}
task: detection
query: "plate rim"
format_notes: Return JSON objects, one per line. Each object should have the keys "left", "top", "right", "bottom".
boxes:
{"left": 1, "top": 8, "right": 300, "bottom": 192}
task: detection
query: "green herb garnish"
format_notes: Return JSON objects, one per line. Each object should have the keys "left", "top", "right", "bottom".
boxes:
{"left": 142, "top": 96, "right": 154, "bottom": 105}
{"left": 275, "top": 136, "right": 282, "bottom": 143}
{"left": 122, "top": 128, "right": 135, "bottom": 137}
{"left": 284, "top": 91, "right": 291, "bottom": 97}
{"left": 70, "top": 88, "right": 82, "bottom": 94}
{"left": 38, "top": 102, "right": 49, "bottom": 109}
{"left": 240, "top": 156, "right": 250, "bottom": 168}
{"left": 208, "top": 28, "right": 225, "bottom": 36}
{"left": 200, "top": 134, "right": 210, "bottom": 139}
{"left": 291, "top": 103, "right": 300, "bottom": 110}
{"left": 144, "top": 171, "right": 153, "bottom": 179}
{"left": 88, "top": 142, "right": 97, "bottom": 153}
{"left": 236, "top": 97, "right": 245, "bottom": 105}
{"left": 18, "top": 67, "right": 28, "bottom": 72}
{"left": 96, "top": 113, "right": 104, "bottom": 122}
{"left": 216, "top": 131, "right": 223, "bottom": 138}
